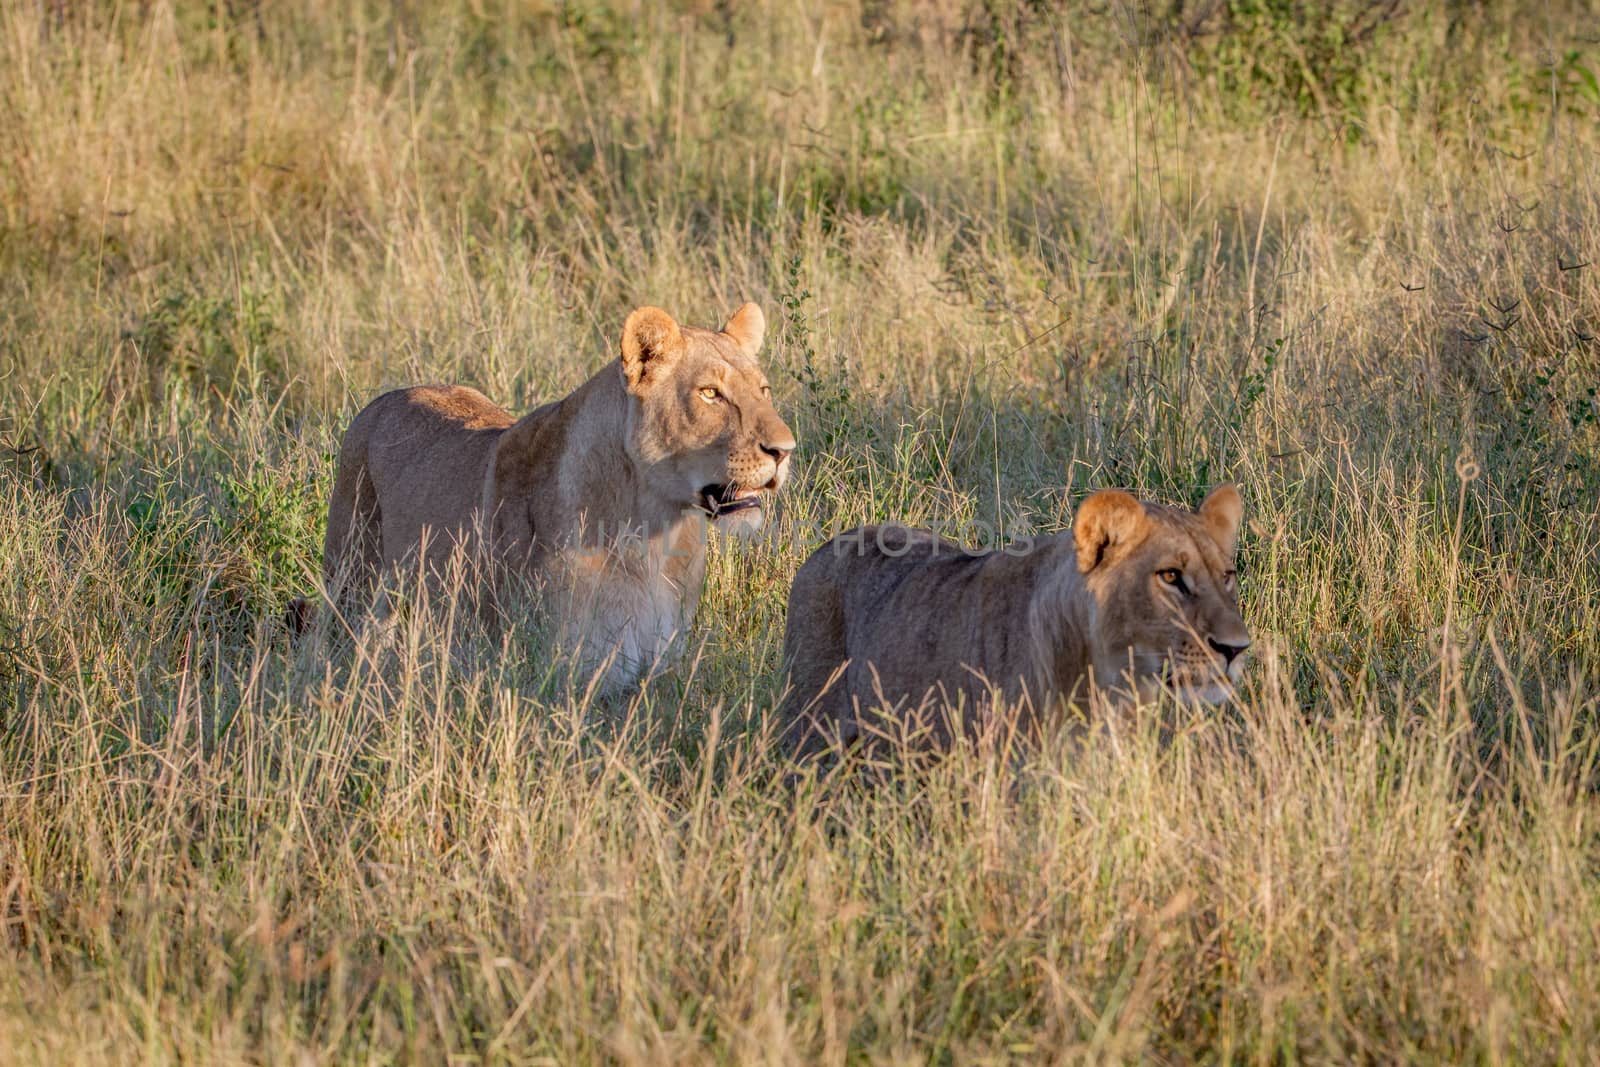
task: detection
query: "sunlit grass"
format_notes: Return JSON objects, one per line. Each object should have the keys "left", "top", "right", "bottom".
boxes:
{"left": 2, "top": 1, "right": 1598, "bottom": 1061}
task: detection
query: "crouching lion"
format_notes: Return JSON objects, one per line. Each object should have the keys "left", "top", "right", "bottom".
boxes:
{"left": 778, "top": 485, "right": 1250, "bottom": 755}
{"left": 290, "top": 303, "right": 796, "bottom": 695}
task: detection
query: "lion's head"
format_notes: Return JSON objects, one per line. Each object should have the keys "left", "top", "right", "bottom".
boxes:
{"left": 618, "top": 303, "right": 796, "bottom": 536}
{"left": 1070, "top": 484, "right": 1251, "bottom": 704}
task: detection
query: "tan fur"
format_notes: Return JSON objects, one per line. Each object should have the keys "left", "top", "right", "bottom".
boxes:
{"left": 292, "top": 303, "right": 796, "bottom": 695}
{"left": 778, "top": 485, "right": 1251, "bottom": 754}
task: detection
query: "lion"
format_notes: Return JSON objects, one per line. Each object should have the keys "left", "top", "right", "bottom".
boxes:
{"left": 777, "top": 485, "right": 1250, "bottom": 755}
{"left": 289, "top": 303, "right": 796, "bottom": 695}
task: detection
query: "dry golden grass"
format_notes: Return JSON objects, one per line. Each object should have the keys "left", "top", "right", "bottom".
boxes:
{"left": 2, "top": 1, "right": 1598, "bottom": 1062}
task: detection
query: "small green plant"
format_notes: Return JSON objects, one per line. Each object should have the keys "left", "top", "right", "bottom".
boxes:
{"left": 1232, "top": 335, "right": 1282, "bottom": 430}
{"left": 219, "top": 462, "right": 327, "bottom": 611}
{"left": 123, "top": 484, "right": 207, "bottom": 611}
{"left": 782, "top": 252, "right": 855, "bottom": 451}
{"left": 122, "top": 284, "right": 284, "bottom": 403}
{"left": 1182, "top": 0, "right": 1411, "bottom": 126}
{"left": 1509, "top": 49, "right": 1600, "bottom": 121}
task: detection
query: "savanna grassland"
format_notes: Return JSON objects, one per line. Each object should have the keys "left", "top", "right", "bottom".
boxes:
{"left": 3, "top": 1, "right": 1600, "bottom": 1062}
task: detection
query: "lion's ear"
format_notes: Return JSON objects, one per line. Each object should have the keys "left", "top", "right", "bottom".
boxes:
{"left": 1198, "top": 483, "right": 1243, "bottom": 558}
{"left": 721, "top": 302, "right": 765, "bottom": 358}
{"left": 620, "top": 306, "right": 685, "bottom": 395}
{"left": 1073, "top": 489, "right": 1150, "bottom": 573}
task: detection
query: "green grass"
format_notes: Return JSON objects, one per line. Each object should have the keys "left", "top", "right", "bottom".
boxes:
{"left": 2, "top": 1, "right": 1598, "bottom": 1061}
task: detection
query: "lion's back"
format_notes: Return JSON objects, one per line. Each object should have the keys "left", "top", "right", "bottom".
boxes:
{"left": 781, "top": 524, "right": 1023, "bottom": 748}
{"left": 340, "top": 386, "right": 517, "bottom": 563}
{"left": 780, "top": 524, "right": 992, "bottom": 700}
{"left": 786, "top": 524, "right": 957, "bottom": 630}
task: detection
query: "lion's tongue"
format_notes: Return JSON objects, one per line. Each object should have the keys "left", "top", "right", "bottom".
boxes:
{"left": 705, "top": 485, "right": 760, "bottom": 516}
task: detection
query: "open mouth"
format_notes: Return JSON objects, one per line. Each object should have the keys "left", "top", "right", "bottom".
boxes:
{"left": 697, "top": 483, "right": 763, "bottom": 518}
{"left": 1159, "top": 661, "right": 1236, "bottom": 705}
{"left": 1160, "top": 661, "right": 1223, "bottom": 691}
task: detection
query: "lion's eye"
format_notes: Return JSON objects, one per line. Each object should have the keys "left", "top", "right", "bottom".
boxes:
{"left": 698, "top": 387, "right": 723, "bottom": 403}
{"left": 1158, "top": 568, "right": 1182, "bottom": 586}
{"left": 761, "top": 385, "right": 772, "bottom": 398}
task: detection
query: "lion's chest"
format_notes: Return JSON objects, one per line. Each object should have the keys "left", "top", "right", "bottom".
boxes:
{"left": 551, "top": 532, "right": 706, "bottom": 696}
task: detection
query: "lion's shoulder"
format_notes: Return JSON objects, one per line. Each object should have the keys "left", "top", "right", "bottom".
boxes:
{"left": 388, "top": 385, "right": 517, "bottom": 430}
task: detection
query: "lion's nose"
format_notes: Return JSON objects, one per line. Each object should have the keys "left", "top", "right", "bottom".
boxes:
{"left": 761, "top": 441, "right": 793, "bottom": 464}
{"left": 1207, "top": 636, "right": 1251, "bottom": 665}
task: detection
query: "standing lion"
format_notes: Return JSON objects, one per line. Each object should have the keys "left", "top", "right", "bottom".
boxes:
{"left": 291, "top": 303, "right": 796, "bottom": 695}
